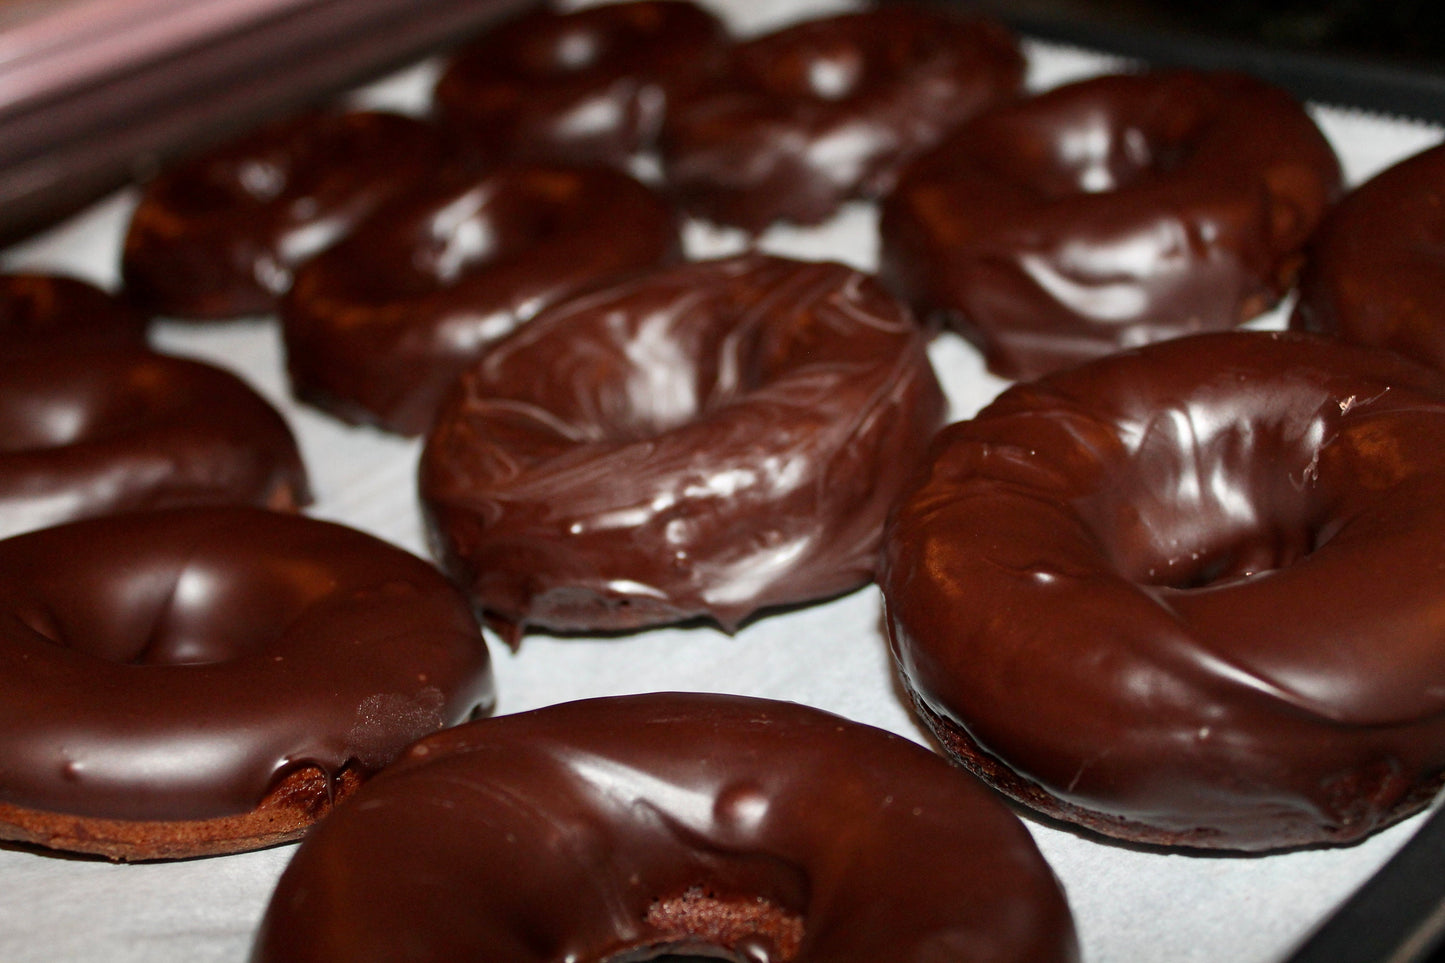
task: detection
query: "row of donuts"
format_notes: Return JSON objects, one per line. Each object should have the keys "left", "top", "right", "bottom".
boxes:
{"left": 5, "top": 0, "right": 1445, "bottom": 958}
{"left": 110, "top": 0, "right": 1378, "bottom": 444}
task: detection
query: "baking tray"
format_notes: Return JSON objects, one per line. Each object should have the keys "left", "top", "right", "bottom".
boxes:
{"left": 944, "top": 0, "right": 1445, "bottom": 123}
{"left": 0, "top": 1, "right": 1443, "bottom": 960}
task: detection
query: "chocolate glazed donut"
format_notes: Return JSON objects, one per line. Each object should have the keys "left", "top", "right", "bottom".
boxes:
{"left": 419, "top": 254, "right": 946, "bottom": 645}
{"left": 0, "top": 348, "right": 310, "bottom": 539}
{"left": 1293, "top": 143, "right": 1445, "bottom": 370}
{"left": 0, "top": 273, "right": 148, "bottom": 355}
{"left": 252, "top": 693, "right": 1078, "bottom": 963}
{"left": 122, "top": 110, "right": 449, "bottom": 319}
{"left": 660, "top": 4, "right": 1023, "bottom": 232}
{"left": 281, "top": 163, "right": 681, "bottom": 436}
{"left": 883, "top": 330, "right": 1445, "bottom": 851}
{"left": 880, "top": 70, "right": 1342, "bottom": 380}
{"left": 434, "top": 0, "right": 730, "bottom": 168}
{"left": 0, "top": 506, "right": 494, "bottom": 861}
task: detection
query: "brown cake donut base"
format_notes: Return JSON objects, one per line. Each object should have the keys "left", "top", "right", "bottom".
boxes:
{"left": 0, "top": 767, "right": 363, "bottom": 862}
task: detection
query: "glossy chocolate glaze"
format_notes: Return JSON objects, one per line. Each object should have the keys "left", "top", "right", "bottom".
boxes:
{"left": 880, "top": 70, "right": 1342, "bottom": 380}
{"left": 0, "top": 348, "right": 311, "bottom": 539}
{"left": 0, "top": 506, "right": 493, "bottom": 823}
{"left": 420, "top": 254, "right": 946, "bottom": 643}
{"left": 122, "top": 110, "right": 449, "bottom": 320}
{"left": 0, "top": 273, "right": 148, "bottom": 356}
{"left": 252, "top": 692, "right": 1077, "bottom": 963}
{"left": 1293, "top": 143, "right": 1445, "bottom": 370}
{"left": 660, "top": 4, "right": 1023, "bottom": 232}
{"left": 282, "top": 163, "right": 681, "bottom": 436}
{"left": 883, "top": 330, "right": 1445, "bottom": 851}
{"left": 435, "top": 0, "right": 730, "bottom": 169}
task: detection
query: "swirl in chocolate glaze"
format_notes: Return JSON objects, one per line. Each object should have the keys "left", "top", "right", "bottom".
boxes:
{"left": 281, "top": 163, "right": 681, "bottom": 436}
{"left": 420, "top": 254, "right": 946, "bottom": 644}
{"left": 435, "top": 0, "right": 730, "bottom": 169}
{"left": 252, "top": 692, "right": 1078, "bottom": 963}
{"left": 660, "top": 4, "right": 1024, "bottom": 232}
{"left": 0, "top": 273, "right": 148, "bottom": 356}
{"left": 1293, "top": 142, "right": 1445, "bottom": 370}
{"left": 883, "top": 330, "right": 1445, "bottom": 851}
{"left": 0, "top": 348, "right": 310, "bottom": 539}
{"left": 122, "top": 110, "right": 449, "bottom": 319}
{"left": 0, "top": 506, "right": 493, "bottom": 860}
{"left": 880, "top": 70, "right": 1342, "bottom": 380}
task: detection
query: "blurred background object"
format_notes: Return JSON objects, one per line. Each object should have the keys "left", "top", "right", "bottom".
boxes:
{"left": 0, "top": 0, "right": 537, "bottom": 245}
{"left": 947, "top": 0, "right": 1445, "bottom": 121}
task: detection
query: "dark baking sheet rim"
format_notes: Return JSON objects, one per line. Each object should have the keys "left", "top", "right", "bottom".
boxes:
{"left": 937, "top": 0, "right": 1445, "bottom": 124}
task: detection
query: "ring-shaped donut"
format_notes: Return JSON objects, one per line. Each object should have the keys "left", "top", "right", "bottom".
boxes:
{"left": 252, "top": 693, "right": 1078, "bottom": 963}
{"left": 1293, "top": 142, "right": 1445, "bottom": 371}
{"left": 880, "top": 70, "right": 1342, "bottom": 379}
{"left": 434, "top": 0, "right": 729, "bottom": 168}
{"left": 0, "top": 506, "right": 493, "bottom": 860}
{"left": 660, "top": 4, "right": 1023, "bottom": 232}
{"left": 281, "top": 163, "right": 681, "bottom": 436}
{"left": 419, "top": 254, "right": 946, "bottom": 644}
{"left": 0, "top": 273, "right": 148, "bottom": 356}
{"left": 883, "top": 330, "right": 1445, "bottom": 851}
{"left": 122, "top": 110, "right": 448, "bottom": 319}
{"left": 0, "top": 348, "right": 310, "bottom": 539}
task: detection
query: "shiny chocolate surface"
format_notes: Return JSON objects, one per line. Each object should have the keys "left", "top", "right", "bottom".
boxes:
{"left": 0, "top": 273, "right": 148, "bottom": 355}
{"left": 661, "top": 4, "right": 1023, "bottom": 232}
{"left": 880, "top": 70, "right": 1342, "bottom": 379}
{"left": 435, "top": 0, "right": 729, "bottom": 168}
{"left": 883, "top": 330, "right": 1445, "bottom": 850}
{"left": 1293, "top": 142, "right": 1445, "bottom": 371}
{"left": 0, "top": 506, "right": 494, "bottom": 822}
{"left": 122, "top": 110, "right": 450, "bottom": 320}
{"left": 252, "top": 692, "right": 1077, "bottom": 963}
{"left": 281, "top": 163, "right": 681, "bottom": 436}
{"left": 420, "top": 254, "right": 946, "bottom": 642}
{"left": 0, "top": 348, "right": 310, "bottom": 538}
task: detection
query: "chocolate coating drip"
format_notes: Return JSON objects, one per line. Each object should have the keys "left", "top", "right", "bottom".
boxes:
{"left": 252, "top": 693, "right": 1077, "bottom": 963}
{"left": 1293, "top": 142, "right": 1445, "bottom": 370}
{"left": 661, "top": 4, "right": 1023, "bottom": 232}
{"left": 435, "top": 0, "right": 730, "bottom": 168}
{"left": 880, "top": 70, "right": 1341, "bottom": 379}
{"left": 420, "top": 254, "right": 946, "bottom": 642}
{"left": 122, "top": 110, "right": 449, "bottom": 319}
{"left": 0, "top": 348, "right": 310, "bottom": 539}
{"left": 883, "top": 331, "right": 1445, "bottom": 851}
{"left": 282, "top": 164, "right": 680, "bottom": 436}
{"left": 0, "top": 507, "right": 492, "bottom": 833}
{"left": 0, "top": 273, "right": 148, "bottom": 356}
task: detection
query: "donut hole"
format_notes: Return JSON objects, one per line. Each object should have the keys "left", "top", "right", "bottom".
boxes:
{"left": 978, "top": 112, "right": 1198, "bottom": 199}
{"left": 1074, "top": 402, "right": 1329, "bottom": 589}
{"left": 527, "top": 25, "right": 606, "bottom": 75}
{"left": 363, "top": 173, "right": 594, "bottom": 296}
{"left": 541, "top": 283, "right": 850, "bottom": 442}
{"left": 736, "top": 34, "right": 866, "bottom": 103}
{"left": 27, "top": 549, "right": 338, "bottom": 666}
{"left": 956, "top": 77, "right": 1228, "bottom": 200}
{"left": 597, "top": 886, "right": 804, "bottom": 962}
